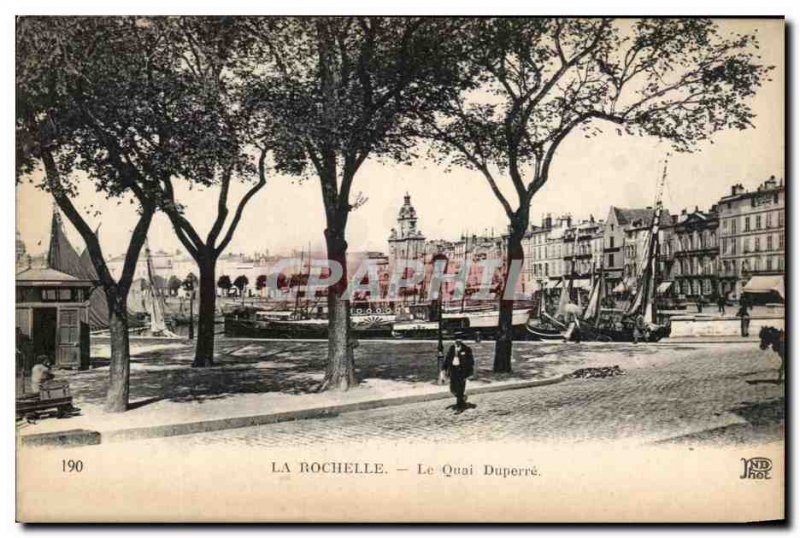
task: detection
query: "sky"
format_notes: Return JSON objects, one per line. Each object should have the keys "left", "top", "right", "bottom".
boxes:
{"left": 16, "top": 19, "right": 784, "bottom": 260}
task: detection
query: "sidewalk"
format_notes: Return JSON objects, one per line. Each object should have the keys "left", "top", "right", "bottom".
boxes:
{"left": 661, "top": 335, "right": 760, "bottom": 344}
{"left": 19, "top": 338, "right": 762, "bottom": 447}
{"left": 19, "top": 339, "right": 564, "bottom": 446}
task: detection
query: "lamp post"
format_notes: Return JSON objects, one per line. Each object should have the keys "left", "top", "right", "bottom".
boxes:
{"left": 432, "top": 253, "right": 449, "bottom": 383}
{"left": 183, "top": 273, "right": 197, "bottom": 340}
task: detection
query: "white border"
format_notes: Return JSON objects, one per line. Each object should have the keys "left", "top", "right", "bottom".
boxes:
{"left": 2, "top": 2, "right": 796, "bottom": 536}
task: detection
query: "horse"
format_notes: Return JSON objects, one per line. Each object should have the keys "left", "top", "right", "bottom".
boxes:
{"left": 759, "top": 326, "right": 785, "bottom": 383}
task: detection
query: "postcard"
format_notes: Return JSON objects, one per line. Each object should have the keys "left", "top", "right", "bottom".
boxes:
{"left": 15, "top": 15, "right": 785, "bottom": 523}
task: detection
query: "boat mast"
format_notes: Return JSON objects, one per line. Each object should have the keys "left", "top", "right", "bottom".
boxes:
{"left": 305, "top": 241, "right": 311, "bottom": 315}
{"left": 627, "top": 157, "right": 668, "bottom": 322}
{"left": 460, "top": 232, "right": 469, "bottom": 313}
{"left": 645, "top": 158, "right": 669, "bottom": 324}
{"left": 144, "top": 238, "right": 168, "bottom": 334}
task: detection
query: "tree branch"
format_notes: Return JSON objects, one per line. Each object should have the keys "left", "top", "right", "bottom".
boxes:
{"left": 215, "top": 148, "right": 268, "bottom": 256}
{"left": 206, "top": 164, "right": 233, "bottom": 246}
{"left": 41, "top": 149, "right": 116, "bottom": 290}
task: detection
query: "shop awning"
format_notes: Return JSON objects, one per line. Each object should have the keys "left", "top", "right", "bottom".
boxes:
{"left": 656, "top": 282, "right": 673, "bottom": 296}
{"left": 743, "top": 275, "right": 784, "bottom": 299}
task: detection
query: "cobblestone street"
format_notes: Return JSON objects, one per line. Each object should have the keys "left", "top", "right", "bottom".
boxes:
{"left": 114, "top": 342, "right": 784, "bottom": 449}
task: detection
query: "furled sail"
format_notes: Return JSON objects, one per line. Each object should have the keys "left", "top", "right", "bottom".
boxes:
{"left": 143, "top": 241, "right": 175, "bottom": 336}
{"left": 624, "top": 159, "right": 668, "bottom": 322}
{"left": 46, "top": 207, "right": 110, "bottom": 329}
{"left": 582, "top": 278, "right": 601, "bottom": 321}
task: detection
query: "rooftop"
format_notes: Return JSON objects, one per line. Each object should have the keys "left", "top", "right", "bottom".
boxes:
{"left": 16, "top": 267, "right": 95, "bottom": 285}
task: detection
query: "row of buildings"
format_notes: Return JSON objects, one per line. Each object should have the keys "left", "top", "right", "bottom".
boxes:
{"left": 387, "top": 176, "right": 785, "bottom": 302}
{"left": 17, "top": 176, "right": 785, "bottom": 303}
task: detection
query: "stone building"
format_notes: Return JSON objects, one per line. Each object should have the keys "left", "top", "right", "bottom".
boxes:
{"left": 606, "top": 206, "right": 672, "bottom": 292}
{"left": 669, "top": 206, "right": 719, "bottom": 299}
{"left": 386, "top": 194, "right": 506, "bottom": 302}
{"left": 563, "top": 216, "right": 604, "bottom": 283}
{"left": 520, "top": 214, "right": 553, "bottom": 292}
{"left": 717, "top": 176, "right": 785, "bottom": 299}
{"left": 387, "top": 193, "right": 426, "bottom": 264}
{"left": 543, "top": 214, "right": 572, "bottom": 283}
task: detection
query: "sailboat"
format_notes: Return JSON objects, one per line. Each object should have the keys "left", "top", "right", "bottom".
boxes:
{"left": 525, "top": 279, "right": 567, "bottom": 340}
{"left": 141, "top": 240, "right": 179, "bottom": 338}
{"left": 526, "top": 228, "right": 583, "bottom": 340}
{"left": 572, "top": 160, "right": 672, "bottom": 343}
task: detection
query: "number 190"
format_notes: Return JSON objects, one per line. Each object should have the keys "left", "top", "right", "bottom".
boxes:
{"left": 62, "top": 459, "right": 83, "bottom": 473}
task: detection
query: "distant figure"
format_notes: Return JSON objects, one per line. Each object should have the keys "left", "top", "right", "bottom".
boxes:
{"left": 442, "top": 339, "right": 474, "bottom": 412}
{"left": 717, "top": 294, "right": 726, "bottom": 314}
{"left": 696, "top": 295, "right": 705, "bottom": 313}
{"left": 759, "top": 327, "right": 785, "bottom": 383}
{"left": 737, "top": 303, "right": 751, "bottom": 337}
{"left": 30, "top": 357, "right": 54, "bottom": 393}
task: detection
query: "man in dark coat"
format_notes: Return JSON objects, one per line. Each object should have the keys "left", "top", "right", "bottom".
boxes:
{"left": 442, "top": 338, "right": 475, "bottom": 411}
{"left": 737, "top": 303, "right": 751, "bottom": 337}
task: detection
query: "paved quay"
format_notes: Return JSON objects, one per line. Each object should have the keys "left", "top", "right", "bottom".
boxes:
{"left": 21, "top": 339, "right": 784, "bottom": 448}
{"left": 113, "top": 341, "right": 783, "bottom": 448}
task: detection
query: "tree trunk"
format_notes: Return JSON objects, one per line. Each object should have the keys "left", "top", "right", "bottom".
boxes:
{"left": 320, "top": 229, "right": 356, "bottom": 391}
{"left": 105, "top": 295, "right": 131, "bottom": 413}
{"left": 493, "top": 228, "right": 525, "bottom": 373}
{"left": 194, "top": 255, "right": 217, "bottom": 367}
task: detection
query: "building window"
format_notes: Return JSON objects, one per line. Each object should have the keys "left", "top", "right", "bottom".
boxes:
{"left": 59, "top": 309, "right": 80, "bottom": 344}
{"left": 766, "top": 257, "right": 773, "bottom": 271}
{"left": 42, "top": 289, "right": 58, "bottom": 301}
{"left": 608, "top": 254, "right": 614, "bottom": 267}
{"left": 778, "top": 257, "right": 784, "bottom": 271}
{"left": 755, "top": 237, "right": 760, "bottom": 252}
{"left": 756, "top": 215, "right": 762, "bottom": 229}
{"left": 744, "top": 216, "right": 750, "bottom": 232}
{"left": 766, "top": 212, "right": 772, "bottom": 228}
{"left": 767, "top": 235, "right": 773, "bottom": 251}
{"left": 779, "top": 233, "right": 784, "bottom": 250}
{"left": 731, "top": 219, "right": 737, "bottom": 234}
{"left": 779, "top": 211, "right": 784, "bottom": 227}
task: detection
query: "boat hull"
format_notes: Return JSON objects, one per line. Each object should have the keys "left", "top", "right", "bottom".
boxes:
{"left": 569, "top": 322, "right": 671, "bottom": 343}
{"left": 224, "top": 318, "right": 394, "bottom": 339}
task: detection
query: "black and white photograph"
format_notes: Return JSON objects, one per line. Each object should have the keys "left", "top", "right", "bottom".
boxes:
{"left": 13, "top": 11, "right": 786, "bottom": 523}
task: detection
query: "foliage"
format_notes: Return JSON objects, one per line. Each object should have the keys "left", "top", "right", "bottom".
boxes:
{"left": 168, "top": 275, "right": 183, "bottom": 294}
{"left": 418, "top": 18, "right": 772, "bottom": 227}
{"left": 233, "top": 275, "right": 249, "bottom": 291}
{"left": 217, "top": 275, "right": 232, "bottom": 290}
{"left": 183, "top": 272, "right": 198, "bottom": 291}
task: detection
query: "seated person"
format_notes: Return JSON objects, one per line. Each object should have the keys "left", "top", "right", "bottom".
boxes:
{"left": 30, "top": 357, "right": 54, "bottom": 393}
